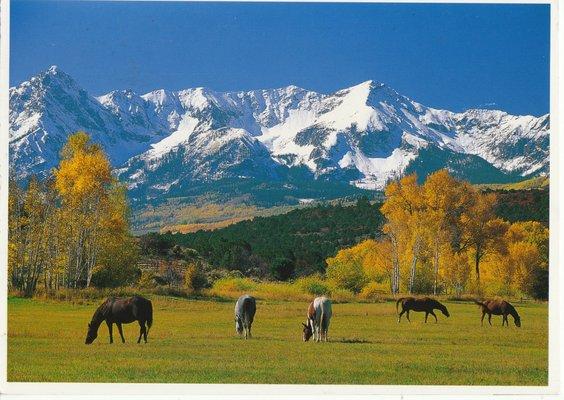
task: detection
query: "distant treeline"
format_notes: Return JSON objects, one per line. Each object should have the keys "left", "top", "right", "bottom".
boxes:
{"left": 142, "top": 187, "right": 548, "bottom": 282}
{"left": 492, "top": 188, "right": 549, "bottom": 226}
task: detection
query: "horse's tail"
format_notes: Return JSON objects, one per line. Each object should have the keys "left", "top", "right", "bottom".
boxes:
{"left": 320, "top": 304, "right": 331, "bottom": 336}
{"left": 146, "top": 300, "right": 153, "bottom": 333}
{"left": 396, "top": 297, "right": 405, "bottom": 314}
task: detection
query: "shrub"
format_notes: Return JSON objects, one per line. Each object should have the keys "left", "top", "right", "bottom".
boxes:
{"left": 90, "top": 264, "right": 141, "bottom": 288}
{"left": 138, "top": 271, "right": 158, "bottom": 288}
{"left": 358, "top": 281, "right": 387, "bottom": 300}
{"left": 294, "top": 275, "right": 330, "bottom": 296}
{"left": 210, "top": 277, "right": 258, "bottom": 296}
{"left": 326, "top": 255, "right": 368, "bottom": 294}
{"left": 183, "top": 262, "right": 209, "bottom": 292}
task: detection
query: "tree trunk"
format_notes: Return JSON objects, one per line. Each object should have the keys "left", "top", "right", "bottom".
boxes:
{"left": 390, "top": 235, "right": 400, "bottom": 295}
{"left": 433, "top": 246, "right": 439, "bottom": 295}
{"left": 409, "top": 256, "right": 417, "bottom": 294}
{"left": 475, "top": 244, "right": 481, "bottom": 283}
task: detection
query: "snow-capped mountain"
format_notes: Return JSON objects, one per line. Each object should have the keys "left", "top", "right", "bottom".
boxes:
{"left": 10, "top": 66, "right": 549, "bottom": 203}
{"left": 9, "top": 66, "right": 171, "bottom": 178}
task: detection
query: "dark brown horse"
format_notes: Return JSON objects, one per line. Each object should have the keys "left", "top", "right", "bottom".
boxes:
{"left": 396, "top": 297, "right": 450, "bottom": 323}
{"left": 474, "top": 299, "right": 521, "bottom": 327}
{"left": 85, "top": 296, "right": 153, "bottom": 344}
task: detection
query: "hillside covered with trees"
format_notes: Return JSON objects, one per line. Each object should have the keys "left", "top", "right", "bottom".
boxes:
{"left": 142, "top": 180, "right": 548, "bottom": 299}
{"left": 143, "top": 198, "right": 384, "bottom": 280}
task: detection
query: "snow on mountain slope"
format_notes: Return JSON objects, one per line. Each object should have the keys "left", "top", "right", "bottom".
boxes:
{"left": 452, "top": 110, "right": 549, "bottom": 175}
{"left": 9, "top": 66, "right": 549, "bottom": 197}
{"left": 9, "top": 66, "right": 167, "bottom": 178}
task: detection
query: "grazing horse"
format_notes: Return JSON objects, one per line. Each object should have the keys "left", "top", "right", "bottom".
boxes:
{"left": 396, "top": 297, "right": 450, "bottom": 323}
{"left": 235, "top": 294, "right": 256, "bottom": 339}
{"left": 302, "top": 296, "right": 332, "bottom": 342}
{"left": 474, "top": 299, "right": 521, "bottom": 327}
{"left": 85, "top": 295, "right": 153, "bottom": 344}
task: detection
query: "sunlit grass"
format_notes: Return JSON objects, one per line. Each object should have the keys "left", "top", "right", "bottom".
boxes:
{"left": 7, "top": 297, "right": 547, "bottom": 385}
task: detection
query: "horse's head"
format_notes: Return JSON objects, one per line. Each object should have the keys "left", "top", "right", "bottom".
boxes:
{"left": 514, "top": 314, "right": 521, "bottom": 327}
{"left": 85, "top": 322, "right": 97, "bottom": 344}
{"left": 440, "top": 305, "right": 450, "bottom": 317}
{"left": 302, "top": 322, "right": 313, "bottom": 342}
{"left": 235, "top": 316, "right": 243, "bottom": 335}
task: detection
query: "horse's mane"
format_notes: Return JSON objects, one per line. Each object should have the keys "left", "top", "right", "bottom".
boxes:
{"left": 90, "top": 298, "right": 112, "bottom": 325}
{"left": 508, "top": 303, "right": 520, "bottom": 319}
{"left": 430, "top": 298, "right": 446, "bottom": 310}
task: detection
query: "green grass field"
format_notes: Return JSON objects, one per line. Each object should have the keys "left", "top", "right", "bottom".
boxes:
{"left": 7, "top": 296, "right": 548, "bottom": 385}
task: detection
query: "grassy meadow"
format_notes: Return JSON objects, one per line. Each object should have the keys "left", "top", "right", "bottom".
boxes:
{"left": 8, "top": 296, "right": 548, "bottom": 385}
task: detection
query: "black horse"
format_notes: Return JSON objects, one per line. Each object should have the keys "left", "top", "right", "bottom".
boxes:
{"left": 85, "top": 296, "right": 153, "bottom": 344}
{"left": 396, "top": 297, "right": 450, "bottom": 323}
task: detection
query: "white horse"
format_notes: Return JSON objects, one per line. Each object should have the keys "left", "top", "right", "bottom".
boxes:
{"left": 234, "top": 294, "right": 256, "bottom": 339}
{"left": 302, "top": 296, "right": 332, "bottom": 342}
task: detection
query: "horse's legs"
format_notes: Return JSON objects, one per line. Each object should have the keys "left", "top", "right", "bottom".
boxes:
{"left": 503, "top": 315, "right": 508, "bottom": 327}
{"left": 481, "top": 311, "right": 485, "bottom": 326}
{"left": 406, "top": 310, "right": 411, "bottom": 322}
{"left": 143, "top": 322, "right": 148, "bottom": 343}
{"left": 117, "top": 323, "right": 125, "bottom": 343}
{"left": 137, "top": 321, "right": 145, "bottom": 344}
{"left": 106, "top": 321, "right": 113, "bottom": 344}
{"left": 488, "top": 314, "right": 492, "bottom": 326}
{"left": 398, "top": 310, "right": 405, "bottom": 323}
{"left": 430, "top": 310, "right": 438, "bottom": 323}
{"left": 248, "top": 323, "right": 252, "bottom": 339}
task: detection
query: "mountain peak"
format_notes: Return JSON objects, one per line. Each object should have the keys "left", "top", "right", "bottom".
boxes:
{"left": 29, "top": 65, "right": 80, "bottom": 93}
{"left": 47, "top": 65, "right": 60, "bottom": 74}
{"left": 336, "top": 80, "right": 387, "bottom": 97}
{"left": 361, "top": 79, "right": 384, "bottom": 88}
{"left": 41, "top": 65, "right": 72, "bottom": 81}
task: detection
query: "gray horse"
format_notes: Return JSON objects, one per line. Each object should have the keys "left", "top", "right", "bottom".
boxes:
{"left": 234, "top": 294, "right": 256, "bottom": 339}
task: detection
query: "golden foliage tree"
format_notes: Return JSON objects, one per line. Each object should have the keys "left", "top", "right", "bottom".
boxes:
{"left": 8, "top": 132, "right": 138, "bottom": 295}
{"left": 381, "top": 174, "right": 425, "bottom": 294}
{"left": 460, "top": 192, "right": 509, "bottom": 283}
{"left": 54, "top": 132, "right": 134, "bottom": 288}
{"left": 421, "top": 170, "right": 475, "bottom": 294}
{"left": 326, "top": 246, "right": 369, "bottom": 293}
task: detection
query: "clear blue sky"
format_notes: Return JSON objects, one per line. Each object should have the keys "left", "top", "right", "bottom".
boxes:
{"left": 11, "top": 1, "right": 550, "bottom": 116}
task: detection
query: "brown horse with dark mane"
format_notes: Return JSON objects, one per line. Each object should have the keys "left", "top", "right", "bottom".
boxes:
{"left": 396, "top": 297, "right": 450, "bottom": 323}
{"left": 85, "top": 295, "right": 153, "bottom": 344}
{"left": 474, "top": 299, "right": 521, "bottom": 327}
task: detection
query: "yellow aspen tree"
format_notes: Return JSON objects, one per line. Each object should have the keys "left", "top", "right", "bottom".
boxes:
{"left": 381, "top": 174, "right": 421, "bottom": 294}
{"left": 421, "top": 170, "right": 474, "bottom": 295}
{"left": 54, "top": 132, "right": 115, "bottom": 288}
{"left": 460, "top": 192, "right": 509, "bottom": 283}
